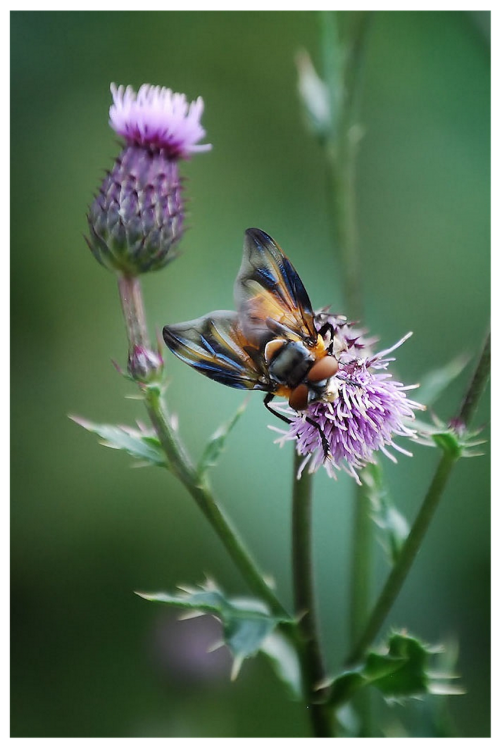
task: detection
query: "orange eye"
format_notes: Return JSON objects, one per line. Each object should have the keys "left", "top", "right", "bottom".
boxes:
{"left": 289, "top": 383, "right": 309, "bottom": 411}
{"left": 307, "top": 356, "right": 339, "bottom": 383}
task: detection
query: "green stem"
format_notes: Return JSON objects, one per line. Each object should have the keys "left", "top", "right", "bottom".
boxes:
{"left": 118, "top": 275, "right": 150, "bottom": 351}
{"left": 457, "top": 330, "right": 491, "bottom": 427}
{"left": 345, "top": 330, "right": 491, "bottom": 666}
{"left": 346, "top": 451, "right": 455, "bottom": 666}
{"left": 144, "top": 388, "right": 288, "bottom": 618}
{"left": 325, "top": 144, "right": 361, "bottom": 318}
{"left": 320, "top": 10, "right": 371, "bottom": 320}
{"left": 348, "top": 477, "right": 374, "bottom": 735}
{"left": 292, "top": 452, "right": 333, "bottom": 737}
{"left": 349, "top": 479, "right": 372, "bottom": 643}
{"left": 319, "top": 10, "right": 372, "bottom": 732}
{"left": 117, "top": 276, "right": 288, "bottom": 619}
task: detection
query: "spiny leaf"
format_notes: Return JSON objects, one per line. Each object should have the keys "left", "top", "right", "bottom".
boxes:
{"left": 70, "top": 416, "right": 167, "bottom": 468}
{"left": 371, "top": 633, "right": 429, "bottom": 699}
{"left": 361, "top": 464, "right": 409, "bottom": 564}
{"left": 197, "top": 399, "right": 248, "bottom": 476}
{"left": 432, "top": 431, "right": 463, "bottom": 458}
{"left": 260, "top": 631, "right": 302, "bottom": 700}
{"left": 329, "top": 632, "right": 463, "bottom": 708}
{"left": 137, "top": 581, "right": 292, "bottom": 681}
{"left": 412, "top": 416, "right": 486, "bottom": 459}
{"left": 137, "top": 589, "right": 232, "bottom": 615}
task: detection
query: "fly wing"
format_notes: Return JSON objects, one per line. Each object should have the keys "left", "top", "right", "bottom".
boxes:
{"left": 162, "top": 310, "right": 271, "bottom": 391}
{"left": 234, "top": 228, "right": 318, "bottom": 347}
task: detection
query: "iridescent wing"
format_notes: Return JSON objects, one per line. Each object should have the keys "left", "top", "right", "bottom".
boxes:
{"left": 234, "top": 228, "right": 318, "bottom": 347}
{"left": 162, "top": 310, "right": 271, "bottom": 391}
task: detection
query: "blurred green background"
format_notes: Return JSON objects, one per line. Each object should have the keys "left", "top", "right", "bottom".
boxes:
{"left": 11, "top": 10, "right": 490, "bottom": 737}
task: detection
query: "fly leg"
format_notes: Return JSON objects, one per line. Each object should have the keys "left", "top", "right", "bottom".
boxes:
{"left": 263, "top": 393, "right": 292, "bottom": 425}
{"left": 304, "top": 415, "right": 330, "bottom": 460}
{"left": 263, "top": 394, "right": 330, "bottom": 461}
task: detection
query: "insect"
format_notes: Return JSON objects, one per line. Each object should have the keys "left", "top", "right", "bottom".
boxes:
{"left": 163, "top": 228, "right": 343, "bottom": 456}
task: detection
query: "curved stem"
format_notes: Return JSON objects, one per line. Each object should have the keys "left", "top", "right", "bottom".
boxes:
{"left": 346, "top": 451, "right": 455, "bottom": 666}
{"left": 292, "top": 452, "right": 333, "bottom": 737}
{"left": 345, "top": 329, "right": 491, "bottom": 666}
{"left": 116, "top": 274, "right": 288, "bottom": 619}
{"left": 145, "top": 387, "right": 288, "bottom": 618}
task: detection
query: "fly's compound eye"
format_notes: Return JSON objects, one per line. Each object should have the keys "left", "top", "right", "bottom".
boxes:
{"left": 307, "top": 356, "right": 339, "bottom": 383}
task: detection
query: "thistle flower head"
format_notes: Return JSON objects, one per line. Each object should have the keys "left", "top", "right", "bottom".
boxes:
{"left": 274, "top": 314, "right": 423, "bottom": 483}
{"left": 87, "top": 83, "right": 211, "bottom": 276}
{"left": 109, "top": 83, "right": 211, "bottom": 159}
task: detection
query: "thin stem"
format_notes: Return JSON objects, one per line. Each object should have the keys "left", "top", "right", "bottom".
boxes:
{"left": 319, "top": 10, "right": 372, "bottom": 733}
{"left": 320, "top": 10, "right": 371, "bottom": 320}
{"left": 457, "top": 330, "right": 491, "bottom": 427}
{"left": 345, "top": 331, "right": 491, "bottom": 666}
{"left": 144, "top": 387, "right": 288, "bottom": 619}
{"left": 292, "top": 452, "right": 333, "bottom": 737}
{"left": 349, "top": 479, "right": 372, "bottom": 643}
{"left": 116, "top": 276, "right": 288, "bottom": 619}
{"left": 346, "top": 452, "right": 455, "bottom": 666}
{"left": 118, "top": 275, "right": 150, "bottom": 351}
{"left": 320, "top": 9, "right": 372, "bottom": 646}
{"left": 325, "top": 146, "right": 361, "bottom": 318}
{"left": 348, "top": 474, "right": 374, "bottom": 734}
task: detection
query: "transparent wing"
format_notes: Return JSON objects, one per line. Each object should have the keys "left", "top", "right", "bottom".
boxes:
{"left": 234, "top": 228, "right": 318, "bottom": 347}
{"left": 162, "top": 310, "right": 271, "bottom": 391}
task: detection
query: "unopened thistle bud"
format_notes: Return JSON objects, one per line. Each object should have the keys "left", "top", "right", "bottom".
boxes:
{"left": 127, "top": 345, "right": 164, "bottom": 383}
{"left": 87, "top": 83, "right": 211, "bottom": 276}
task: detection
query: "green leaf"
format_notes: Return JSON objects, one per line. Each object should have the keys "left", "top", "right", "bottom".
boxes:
{"left": 364, "top": 648, "right": 410, "bottom": 683}
{"left": 197, "top": 399, "right": 248, "bottom": 477}
{"left": 260, "top": 630, "right": 302, "bottom": 700}
{"left": 361, "top": 464, "right": 409, "bottom": 564}
{"left": 412, "top": 416, "right": 485, "bottom": 459}
{"left": 432, "top": 431, "right": 463, "bottom": 459}
{"left": 329, "top": 632, "right": 463, "bottom": 708}
{"left": 137, "top": 580, "right": 291, "bottom": 681}
{"left": 70, "top": 416, "right": 167, "bottom": 468}
{"left": 224, "top": 598, "right": 277, "bottom": 664}
{"left": 372, "top": 634, "right": 429, "bottom": 698}
{"left": 413, "top": 354, "right": 470, "bottom": 408}
{"left": 137, "top": 586, "right": 230, "bottom": 615}
{"left": 328, "top": 670, "right": 366, "bottom": 707}
{"left": 328, "top": 652, "right": 407, "bottom": 708}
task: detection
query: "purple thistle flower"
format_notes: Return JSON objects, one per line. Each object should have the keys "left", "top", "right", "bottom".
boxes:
{"left": 109, "top": 83, "right": 211, "bottom": 158}
{"left": 87, "top": 83, "right": 211, "bottom": 276}
{"left": 273, "top": 314, "right": 423, "bottom": 483}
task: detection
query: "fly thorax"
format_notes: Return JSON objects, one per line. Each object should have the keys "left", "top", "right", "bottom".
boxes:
{"left": 267, "top": 340, "right": 314, "bottom": 387}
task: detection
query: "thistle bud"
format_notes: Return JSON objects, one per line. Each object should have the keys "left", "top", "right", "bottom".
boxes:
{"left": 87, "top": 84, "right": 211, "bottom": 276}
{"left": 127, "top": 345, "right": 164, "bottom": 383}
